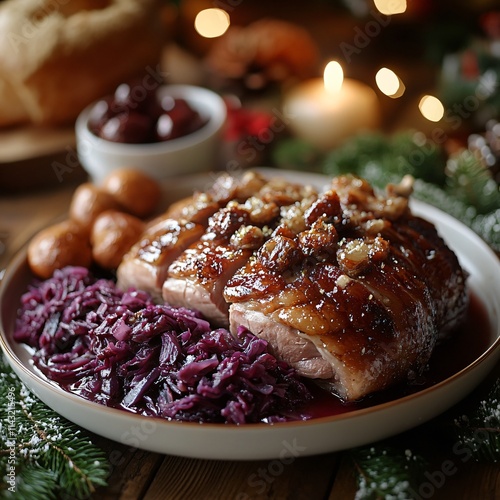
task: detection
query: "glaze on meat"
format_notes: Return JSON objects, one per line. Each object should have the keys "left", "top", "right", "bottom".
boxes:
{"left": 225, "top": 175, "right": 468, "bottom": 400}
{"left": 162, "top": 177, "right": 318, "bottom": 325}
{"left": 117, "top": 171, "right": 269, "bottom": 299}
{"left": 118, "top": 172, "right": 468, "bottom": 401}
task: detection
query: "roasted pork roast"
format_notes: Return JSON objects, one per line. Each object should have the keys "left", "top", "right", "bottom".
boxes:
{"left": 117, "top": 172, "right": 468, "bottom": 401}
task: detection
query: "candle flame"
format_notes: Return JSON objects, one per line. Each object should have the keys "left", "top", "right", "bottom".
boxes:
{"left": 324, "top": 61, "right": 343, "bottom": 93}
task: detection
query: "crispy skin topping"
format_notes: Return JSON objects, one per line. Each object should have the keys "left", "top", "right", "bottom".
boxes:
{"left": 118, "top": 172, "right": 467, "bottom": 401}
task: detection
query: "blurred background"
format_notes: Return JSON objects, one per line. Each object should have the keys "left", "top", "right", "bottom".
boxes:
{"left": 1, "top": 0, "right": 499, "bottom": 201}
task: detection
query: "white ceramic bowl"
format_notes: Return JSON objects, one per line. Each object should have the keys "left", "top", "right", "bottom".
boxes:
{"left": 75, "top": 84, "right": 227, "bottom": 184}
{"left": 1, "top": 169, "right": 499, "bottom": 460}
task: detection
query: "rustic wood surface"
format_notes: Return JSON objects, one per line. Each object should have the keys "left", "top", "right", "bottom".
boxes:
{"left": 1, "top": 180, "right": 500, "bottom": 500}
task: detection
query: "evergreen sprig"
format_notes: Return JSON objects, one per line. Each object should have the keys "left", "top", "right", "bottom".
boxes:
{"left": 412, "top": 178, "right": 476, "bottom": 225}
{"left": 452, "top": 378, "right": 500, "bottom": 463}
{"left": 412, "top": 180, "right": 500, "bottom": 251}
{"left": 321, "top": 131, "right": 447, "bottom": 188}
{"left": 309, "top": 131, "right": 500, "bottom": 251}
{"left": 470, "top": 209, "right": 500, "bottom": 251}
{"left": 446, "top": 150, "right": 500, "bottom": 214}
{"left": 349, "top": 445, "right": 427, "bottom": 499}
{"left": 0, "top": 357, "right": 109, "bottom": 500}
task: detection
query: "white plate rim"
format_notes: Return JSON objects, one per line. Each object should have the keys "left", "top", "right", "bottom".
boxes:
{"left": 1, "top": 169, "right": 499, "bottom": 460}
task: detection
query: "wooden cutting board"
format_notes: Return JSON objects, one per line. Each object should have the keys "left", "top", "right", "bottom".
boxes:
{"left": 0, "top": 125, "right": 88, "bottom": 193}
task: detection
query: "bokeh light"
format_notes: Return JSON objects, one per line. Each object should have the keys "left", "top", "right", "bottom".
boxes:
{"left": 373, "top": 0, "right": 407, "bottom": 15}
{"left": 419, "top": 95, "right": 445, "bottom": 122}
{"left": 375, "top": 67, "right": 405, "bottom": 98}
{"left": 194, "top": 8, "right": 230, "bottom": 38}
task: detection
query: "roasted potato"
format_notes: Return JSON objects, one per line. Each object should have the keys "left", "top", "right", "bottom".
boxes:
{"left": 101, "top": 168, "right": 162, "bottom": 218}
{"left": 69, "top": 182, "right": 120, "bottom": 231}
{"left": 27, "top": 220, "right": 92, "bottom": 279}
{"left": 90, "top": 210, "right": 145, "bottom": 269}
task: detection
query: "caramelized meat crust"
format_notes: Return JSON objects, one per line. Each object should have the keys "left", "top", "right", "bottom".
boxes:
{"left": 117, "top": 172, "right": 469, "bottom": 401}
{"left": 224, "top": 175, "right": 468, "bottom": 401}
{"left": 162, "top": 178, "right": 318, "bottom": 325}
{"left": 116, "top": 172, "right": 270, "bottom": 299}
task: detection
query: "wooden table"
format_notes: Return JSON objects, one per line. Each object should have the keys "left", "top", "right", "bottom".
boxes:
{"left": 1, "top": 180, "right": 500, "bottom": 500}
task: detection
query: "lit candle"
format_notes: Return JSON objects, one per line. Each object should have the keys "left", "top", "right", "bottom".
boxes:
{"left": 283, "top": 61, "right": 381, "bottom": 150}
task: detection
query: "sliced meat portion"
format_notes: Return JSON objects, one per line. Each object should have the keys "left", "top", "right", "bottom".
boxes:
{"left": 163, "top": 206, "right": 257, "bottom": 325}
{"left": 229, "top": 305, "right": 335, "bottom": 379}
{"left": 164, "top": 243, "right": 255, "bottom": 326}
{"left": 116, "top": 171, "right": 269, "bottom": 299}
{"left": 162, "top": 179, "right": 318, "bottom": 326}
{"left": 224, "top": 175, "right": 468, "bottom": 401}
{"left": 116, "top": 218, "right": 205, "bottom": 300}
{"left": 118, "top": 171, "right": 468, "bottom": 401}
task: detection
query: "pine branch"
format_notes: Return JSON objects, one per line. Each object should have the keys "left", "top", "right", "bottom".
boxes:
{"left": 322, "top": 131, "right": 447, "bottom": 189}
{"left": 412, "top": 179, "right": 477, "bottom": 224}
{"left": 349, "top": 444, "right": 427, "bottom": 499}
{"left": 3, "top": 466, "right": 58, "bottom": 500}
{"left": 413, "top": 180, "right": 500, "bottom": 252}
{"left": 350, "top": 379, "right": 500, "bottom": 498}
{"left": 0, "top": 356, "right": 109, "bottom": 499}
{"left": 452, "top": 378, "right": 500, "bottom": 463}
{"left": 446, "top": 150, "right": 500, "bottom": 214}
{"left": 470, "top": 209, "right": 500, "bottom": 251}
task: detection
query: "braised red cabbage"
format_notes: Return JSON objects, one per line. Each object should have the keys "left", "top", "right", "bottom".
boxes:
{"left": 14, "top": 267, "right": 311, "bottom": 423}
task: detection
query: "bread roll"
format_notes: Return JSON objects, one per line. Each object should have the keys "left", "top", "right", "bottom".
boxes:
{"left": 0, "top": 0, "right": 167, "bottom": 127}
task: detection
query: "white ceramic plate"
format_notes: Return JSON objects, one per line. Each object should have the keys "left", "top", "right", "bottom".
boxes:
{"left": 1, "top": 169, "right": 499, "bottom": 460}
